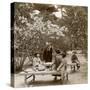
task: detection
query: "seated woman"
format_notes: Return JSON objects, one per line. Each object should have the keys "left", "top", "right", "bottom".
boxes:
{"left": 52, "top": 50, "right": 67, "bottom": 80}
{"left": 33, "top": 53, "right": 45, "bottom": 71}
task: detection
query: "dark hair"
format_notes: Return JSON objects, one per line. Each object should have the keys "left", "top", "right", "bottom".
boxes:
{"left": 34, "top": 53, "right": 36, "bottom": 57}
{"left": 34, "top": 53, "right": 38, "bottom": 57}
{"left": 61, "top": 53, "right": 66, "bottom": 58}
{"left": 56, "top": 49, "right": 61, "bottom": 54}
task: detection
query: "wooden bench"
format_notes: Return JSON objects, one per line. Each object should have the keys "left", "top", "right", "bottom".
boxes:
{"left": 19, "top": 69, "right": 68, "bottom": 86}
{"left": 67, "top": 63, "right": 80, "bottom": 72}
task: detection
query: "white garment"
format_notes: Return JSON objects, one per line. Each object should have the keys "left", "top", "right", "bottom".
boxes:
{"left": 33, "top": 57, "right": 41, "bottom": 66}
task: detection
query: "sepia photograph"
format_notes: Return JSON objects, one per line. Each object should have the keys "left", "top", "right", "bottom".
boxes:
{"left": 11, "top": 2, "right": 88, "bottom": 87}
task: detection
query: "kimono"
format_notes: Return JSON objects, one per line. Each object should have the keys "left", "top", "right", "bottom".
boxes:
{"left": 33, "top": 57, "right": 45, "bottom": 71}
{"left": 71, "top": 54, "right": 78, "bottom": 63}
{"left": 71, "top": 54, "right": 80, "bottom": 69}
{"left": 52, "top": 54, "right": 67, "bottom": 77}
{"left": 33, "top": 57, "right": 41, "bottom": 67}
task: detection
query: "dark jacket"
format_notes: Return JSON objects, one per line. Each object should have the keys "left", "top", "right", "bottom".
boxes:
{"left": 71, "top": 54, "right": 78, "bottom": 63}
{"left": 43, "top": 46, "right": 52, "bottom": 62}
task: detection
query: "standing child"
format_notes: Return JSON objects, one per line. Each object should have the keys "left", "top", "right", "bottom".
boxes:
{"left": 71, "top": 51, "right": 80, "bottom": 70}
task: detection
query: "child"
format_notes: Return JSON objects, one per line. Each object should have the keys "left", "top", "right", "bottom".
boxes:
{"left": 71, "top": 51, "right": 80, "bottom": 70}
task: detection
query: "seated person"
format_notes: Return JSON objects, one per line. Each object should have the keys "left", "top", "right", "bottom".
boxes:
{"left": 71, "top": 51, "right": 80, "bottom": 70}
{"left": 52, "top": 50, "right": 67, "bottom": 80}
{"left": 33, "top": 53, "right": 45, "bottom": 71}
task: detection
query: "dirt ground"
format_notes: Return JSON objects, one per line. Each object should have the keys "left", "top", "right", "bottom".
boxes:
{"left": 14, "top": 54, "right": 88, "bottom": 87}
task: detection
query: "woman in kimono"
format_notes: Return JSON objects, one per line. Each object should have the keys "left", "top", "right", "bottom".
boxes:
{"left": 52, "top": 50, "right": 67, "bottom": 80}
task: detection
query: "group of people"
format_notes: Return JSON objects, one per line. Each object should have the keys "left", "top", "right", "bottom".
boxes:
{"left": 32, "top": 42, "right": 80, "bottom": 79}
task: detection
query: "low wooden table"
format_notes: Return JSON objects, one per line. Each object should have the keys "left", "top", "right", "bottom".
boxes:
{"left": 19, "top": 69, "right": 68, "bottom": 86}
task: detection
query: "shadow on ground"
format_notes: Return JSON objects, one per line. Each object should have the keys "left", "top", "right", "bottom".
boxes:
{"left": 27, "top": 79, "right": 64, "bottom": 87}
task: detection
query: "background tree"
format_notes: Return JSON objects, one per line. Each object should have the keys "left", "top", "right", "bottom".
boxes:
{"left": 13, "top": 3, "right": 88, "bottom": 72}
{"left": 59, "top": 6, "right": 88, "bottom": 51}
